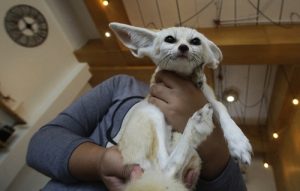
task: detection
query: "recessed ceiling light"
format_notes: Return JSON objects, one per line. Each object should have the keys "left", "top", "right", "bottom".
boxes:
{"left": 223, "top": 89, "right": 238, "bottom": 103}
{"left": 272, "top": 132, "right": 279, "bottom": 139}
{"left": 292, "top": 98, "right": 299, "bottom": 106}
{"left": 105, "top": 32, "right": 111, "bottom": 37}
{"left": 263, "top": 162, "right": 269, "bottom": 169}
{"left": 226, "top": 95, "right": 235, "bottom": 102}
{"left": 102, "top": 0, "right": 109, "bottom": 6}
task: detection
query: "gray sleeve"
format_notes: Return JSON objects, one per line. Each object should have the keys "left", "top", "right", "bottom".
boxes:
{"left": 26, "top": 75, "right": 144, "bottom": 183}
{"left": 197, "top": 157, "right": 247, "bottom": 191}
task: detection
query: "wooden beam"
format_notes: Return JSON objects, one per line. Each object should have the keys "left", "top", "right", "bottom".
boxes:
{"left": 88, "top": 66, "right": 216, "bottom": 86}
{"left": 75, "top": 25, "right": 300, "bottom": 67}
{"left": 200, "top": 25, "right": 300, "bottom": 65}
{"left": 220, "top": 44, "right": 300, "bottom": 65}
{"left": 89, "top": 66, "right": 155, "bottom": 85}
{"left": 74, "top": 39, "right": 153, "bottom": 67}
{"left": 200, "top": 25, "right": 300, "bottom": 45}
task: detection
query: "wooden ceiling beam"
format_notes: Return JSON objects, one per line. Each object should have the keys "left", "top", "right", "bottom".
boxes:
{"left": 75, "top": 26, "right": 300, "bottom": 67}
{"left": 220, "top": 43, "right": 300, "bottom": 65}
{"left": 200, "top": 25, "right": 300, "bottom": 65}
{"left": 200, "top": 25, "right": 300, "bottom": 45}
{"left": 89, "top": 66, "right": 155, "bottom": 85}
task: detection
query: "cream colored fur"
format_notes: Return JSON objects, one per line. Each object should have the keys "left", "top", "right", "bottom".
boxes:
{"left": 109, "top": 22, "right": 252, "bottom": 191}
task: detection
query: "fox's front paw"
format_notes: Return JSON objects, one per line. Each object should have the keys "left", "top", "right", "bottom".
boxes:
{"left": 187, "top": 103, "right": 214, "bottom": 147}
{"left": 224, "top": 120, "right": 252, "bottom": 165}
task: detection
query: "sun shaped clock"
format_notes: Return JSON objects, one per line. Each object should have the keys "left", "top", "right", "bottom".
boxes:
{"left": 4, "top": 4, "right": 48, "bottom": 47}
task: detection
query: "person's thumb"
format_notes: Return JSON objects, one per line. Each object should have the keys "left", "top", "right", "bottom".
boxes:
{"left": 120, "top": 164, "right": 143, "bottom": 180}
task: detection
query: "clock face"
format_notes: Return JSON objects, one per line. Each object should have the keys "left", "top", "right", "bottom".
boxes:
{"left": 4, "top": 4, "right": 48, "bottom": 47}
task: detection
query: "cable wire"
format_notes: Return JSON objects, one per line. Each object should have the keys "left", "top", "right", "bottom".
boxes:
{"left": 136, "top": 0, "right": 146, "bottom": 27}
{"left": 243, "top": 65, "right": 251, "bottom": 124}
{"left": 175, "top": 0, "right": 182, "bottom": 26}
{"left": 256, "top": 65, "right": 271, "bottom": 126}
{"left": 155, "top": 0, "right": 164, "bottom": 28}
{"left": 176, "top": 0, "right": 215, "bottom": 26}
{"left": 279, "top": 0, "right": 285, "bottom": 24}
{"left": 247, "top": 0, "right": 292, "bottom": 28}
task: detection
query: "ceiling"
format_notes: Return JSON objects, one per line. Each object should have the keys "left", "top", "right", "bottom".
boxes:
{"left": 119, "top": 0, "right": 299, "bottom": 127}
{"left": 122, "top": 0, "right": 300, "bottom": 28}
{"left": 72, "top": 0, "right": 300, "bottom": 153}
{"left": 215, "top": 65, "right": 277, "bottom": 126}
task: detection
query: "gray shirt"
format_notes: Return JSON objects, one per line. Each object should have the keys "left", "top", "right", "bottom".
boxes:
{"left": 27, "top": 75, "right": 246, "bottom": 191}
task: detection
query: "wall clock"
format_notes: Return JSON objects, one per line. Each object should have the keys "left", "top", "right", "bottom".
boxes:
{"left": 4, "top": 4, "right": 48, "bottom": 47}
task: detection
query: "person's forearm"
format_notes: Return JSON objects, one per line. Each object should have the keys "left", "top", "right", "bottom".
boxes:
{"left": 197, "top": 123, "right": 230, "bottom": 181}
{"left": 69, "top": 142, "right": 105, "bottom": 181}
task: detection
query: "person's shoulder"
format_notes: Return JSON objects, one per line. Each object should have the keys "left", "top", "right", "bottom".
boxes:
{"left": 112, "top": 74, "right": 137, "bottom": 83}
{"left": 99, "top": 74, "right": 140, "bottom": 87}
{"left": 94, "top": 75, "right": 149, "bottom": 93}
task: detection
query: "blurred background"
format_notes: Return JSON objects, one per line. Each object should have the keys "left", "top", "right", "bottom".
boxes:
{"left": 0, "top": 0, "right": 299, "bottom": 190}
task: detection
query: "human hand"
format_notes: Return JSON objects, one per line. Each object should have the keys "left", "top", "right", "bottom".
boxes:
{"left": 184, "top": 169, "right": 200, "bottom": 189}
{"left": 98, "top": 146, "right": 143, "bottom": 191}
{"left": 148, "top": 70, "right": 207, "bottom": 132}
{"left": 149, "top": 71, "right": 230, "bottom": 181}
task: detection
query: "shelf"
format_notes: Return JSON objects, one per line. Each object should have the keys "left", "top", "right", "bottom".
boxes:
{"left": 0, "top": 101, "right": 25, "bottom": 125}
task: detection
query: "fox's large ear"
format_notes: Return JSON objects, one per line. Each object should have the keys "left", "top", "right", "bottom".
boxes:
{"left": 109, "top": 22, "right": 157, "bottom": 58}
{"left": 202, "top": 39, "right": 223, "bottom": 69}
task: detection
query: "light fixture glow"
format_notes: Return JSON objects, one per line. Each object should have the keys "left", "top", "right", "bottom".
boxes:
{"left": 102, "top": 0, "right": 109, "bottom": 6}
{"left": 263, "top": 162, "right": 269, "bottom": 168}
{"left": 292, "top": 98, "right": 299, "bottom": 106}
{"left": 105, "top": 32, "right": 111, "bottom": 37}
{"left": 226, "top": 95, "right": 235, "bottom": 102}
{"left": 223, "top": 89, "right": 238, "bottom": 103}
{"left": 273, "top": 133, "right": 279, "bottom": 139}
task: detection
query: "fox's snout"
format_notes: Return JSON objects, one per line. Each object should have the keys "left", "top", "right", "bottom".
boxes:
{"left": 178, "top": 44, "right": 189, "bottom": 53}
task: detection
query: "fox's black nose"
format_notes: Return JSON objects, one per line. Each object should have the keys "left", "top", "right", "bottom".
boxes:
{"left": 178, "top": 44, "right": 189, "bottom": 53}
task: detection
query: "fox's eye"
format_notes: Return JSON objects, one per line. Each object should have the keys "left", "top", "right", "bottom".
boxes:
{"left": 190, "top": 38, "right": 201, "bottom": 45}
{"left": 164, "top": 36, "right": 176, "bottom": 43}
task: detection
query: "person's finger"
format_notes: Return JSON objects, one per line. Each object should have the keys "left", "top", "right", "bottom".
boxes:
{"left": 150, "top": 83, "right": 172, "bottom": 103}
{"left": 130, "top": 165, "right": 144, "bottom": 181}
{"left": 103, "top": 148, "right": 139, "bottom": 179}
{"left": 184, "top": 169, "right": 199, "bottom": 189}
{"left": 148, "top": 96, "right": 169, "bottom": 114}
{"left": 102, "top": 176, "right": 126, "bottom": 191}
{"left": 116, "top": 164, "right": 141, "bottom": 180}
{"left": 101, "top": 148, "right": 143, "bottom": 180}
{"left": 155, "top": 70, "right": 186, "bottom": 89}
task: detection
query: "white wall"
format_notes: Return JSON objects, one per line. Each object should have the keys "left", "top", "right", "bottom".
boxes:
{"left": 246, "top": 157, "right": 277, "bottom": 191}
{"left": 0, "top": 0, "right": 80, "bottom": 124}
{"left": 0, "top": 0, "right": 92, "bottom": 190}
{"left": 7, "top": 166, "right": 50, "bottom": 191}
{"left": 45, "top": 0, "right": 100, "bottom": 50}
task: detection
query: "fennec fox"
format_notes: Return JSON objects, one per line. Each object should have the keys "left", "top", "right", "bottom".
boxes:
{"left": 109, "top": 23, "right": 252, "bottom": 191}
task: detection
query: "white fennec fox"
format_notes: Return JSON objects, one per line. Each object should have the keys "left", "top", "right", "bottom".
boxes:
{"left": 109, "top": 22, "right": 252, "bottom": 191}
